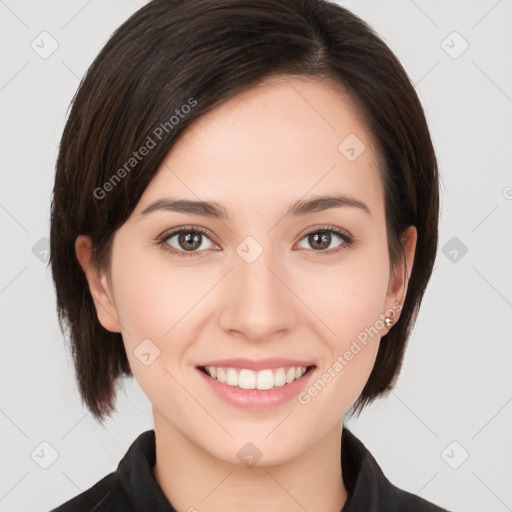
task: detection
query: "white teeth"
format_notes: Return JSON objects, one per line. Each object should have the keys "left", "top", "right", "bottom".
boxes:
{"left": 239, "top": 369, "right": 256, "bottom": 389}
{"left": 204, "top": 365, "right": 309, "bottom": 390}
{"left": 226, "top": 368, "right": 239, "bottom": 386}
{"left": 274, "top": 368, "right": 286, "bottom": 387}
{"left": 217, "top": 367, "right": 226, "bottom": 383}
{"left": 256, "top": 369, "right": 274, "bottom": 390}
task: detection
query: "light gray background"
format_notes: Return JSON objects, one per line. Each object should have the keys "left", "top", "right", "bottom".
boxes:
{"left": 1, "top": 1, "right": 511, "bottom": 511}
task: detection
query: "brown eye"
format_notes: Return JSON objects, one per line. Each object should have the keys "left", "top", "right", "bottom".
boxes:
{"left": 160, "top": 227, "right": 215, "bottom": 256}
{"left": 176, "top": 231, "right": 203, "bottom": 251}
{"left": 308, "top": 231, "right": 332, "bottom": 250}
{"left": 297, "top": 227, "right": 353, "bottom": 254}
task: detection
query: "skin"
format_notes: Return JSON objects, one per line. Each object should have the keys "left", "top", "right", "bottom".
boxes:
{"left": 76, "top": 75, "right": 417, "bottom": 512}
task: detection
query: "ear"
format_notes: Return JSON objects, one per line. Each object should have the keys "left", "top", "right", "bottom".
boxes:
{"left": 75, "top": 235, "right": 122, "bottom": 333}
{"left": 384, "top": 225, "right": 417, "bottom": 321}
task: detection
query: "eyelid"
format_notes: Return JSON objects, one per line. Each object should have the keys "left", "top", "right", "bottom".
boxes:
{"left": 158, "top": 224, "right": 218, "bottom": 244}
{"left": 297, "top": 224, "right": 352, "bottom": 240}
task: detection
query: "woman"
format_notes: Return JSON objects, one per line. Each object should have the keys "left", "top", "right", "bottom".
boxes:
{"left": 49, "top": 0, "right": 449, "bottom": 510}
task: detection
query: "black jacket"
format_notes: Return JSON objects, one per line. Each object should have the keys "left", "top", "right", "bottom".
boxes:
{"left": 49, "top": 427, "right": 451, "bottom": 511}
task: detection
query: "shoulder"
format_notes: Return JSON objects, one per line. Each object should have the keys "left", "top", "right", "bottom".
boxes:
{"left": 48, "top": 470, "right": 132, "bottom": 512}
{"left": 384, "top": 482, "right": 451, "bottom": 511}
{"left": 48, "top": 430, "right": 170, "bottom": 512}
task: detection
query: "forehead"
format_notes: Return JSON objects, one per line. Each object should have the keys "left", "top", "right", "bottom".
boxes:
{"left": 135, "top": 76, "right": 384, "bottom": 220}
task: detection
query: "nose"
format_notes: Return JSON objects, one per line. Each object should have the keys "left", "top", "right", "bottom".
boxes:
{"left": 217, "top": 242, "right": 297, "bottom": 342}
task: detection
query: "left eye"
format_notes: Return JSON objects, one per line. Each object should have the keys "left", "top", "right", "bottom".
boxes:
{"left": 297, "top": 228, "right": 351, "bottom": 253}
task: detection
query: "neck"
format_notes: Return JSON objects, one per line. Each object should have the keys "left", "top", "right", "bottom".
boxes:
{"left": 152, "top": 411, "right": 347, "bottom": 512}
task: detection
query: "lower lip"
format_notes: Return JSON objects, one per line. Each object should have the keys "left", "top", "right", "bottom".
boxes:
{"left": 196, "top": 367, "right": 315, "bottom": 410}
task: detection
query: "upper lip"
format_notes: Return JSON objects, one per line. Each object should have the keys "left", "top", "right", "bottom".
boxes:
{"left": 197, "top": 358, "right": 316, "bottom": 371}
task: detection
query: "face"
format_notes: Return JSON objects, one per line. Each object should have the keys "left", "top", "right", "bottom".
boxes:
{"left": 77, "top": 75, "right": 416, "bottom": 466}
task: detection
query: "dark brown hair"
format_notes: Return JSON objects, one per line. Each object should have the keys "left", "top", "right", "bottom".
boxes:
{"left": 50, "top": 0, "right": 439, "bottom": 423}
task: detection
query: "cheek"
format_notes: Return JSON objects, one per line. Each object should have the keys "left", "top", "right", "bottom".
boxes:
{"left": 111, "top": 242, "right": 189, "bottom": 333}
{"left": 110, "top": 246, "right": 214, "bottom": 376}
{"left": 110, "top": 252, "right": 198, "bottom": 415}
{"left": 297, "top": 266, "right": 386, "bottom": 413}
{"left": 295, "top": 248, "right": 390, "bottom": 345}
{"left": 108, "top": 247, "right": 173, "bottom": 377}
{"left": 292, "top": 243, "right": 389, "bottom": 401}
{"left": 115, "top": 274, "right": 167, "bottom": 337}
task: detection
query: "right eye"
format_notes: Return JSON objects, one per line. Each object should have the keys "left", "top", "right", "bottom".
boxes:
{"left": 157, "top": 226, "right": 218, "bottom": 258}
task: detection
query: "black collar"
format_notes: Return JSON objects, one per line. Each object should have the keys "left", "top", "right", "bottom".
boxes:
{"left": 117, "top": 427, "right": 449, "bottom": 511}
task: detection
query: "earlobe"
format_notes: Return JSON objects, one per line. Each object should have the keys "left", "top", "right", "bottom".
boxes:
{"left": 75, "top": 235, "right": 122, "bottom": 333}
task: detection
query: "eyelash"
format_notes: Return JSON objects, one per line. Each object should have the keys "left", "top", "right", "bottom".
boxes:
{"left": 155, "top": 225, "right": 354, "bottom": 258}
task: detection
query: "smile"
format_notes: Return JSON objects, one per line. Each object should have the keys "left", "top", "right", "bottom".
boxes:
{"left": 196, "top": 357, "right": 316, "bottom": 409}
{"left": 199, "top": 365, "right": 310, "bottom": 390}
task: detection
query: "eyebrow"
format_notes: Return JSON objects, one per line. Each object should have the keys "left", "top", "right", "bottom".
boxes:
{"left": 140, "top": 194, "right": 371, "bottom": 219}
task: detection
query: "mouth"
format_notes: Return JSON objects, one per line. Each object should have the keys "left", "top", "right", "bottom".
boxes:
{"left": 195, "top": 357, "right": 317, "bottom": 409}
{"left": 197, "top": 364, "right": 316, "bottom": 391}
